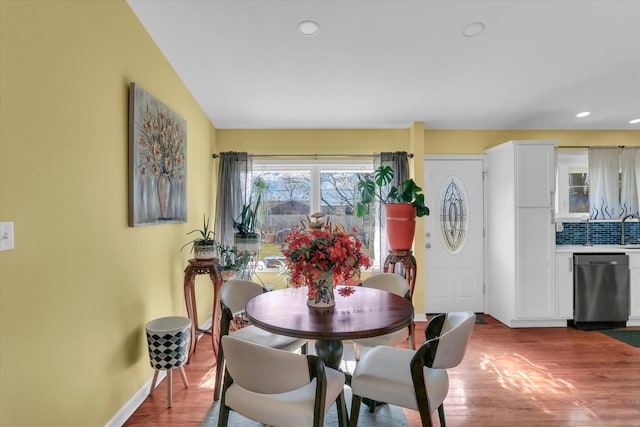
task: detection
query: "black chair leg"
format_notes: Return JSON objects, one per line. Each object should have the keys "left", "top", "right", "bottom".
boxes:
{"left": 437, "top": 404, "right": 446, "bottom": 427}
{"left": 217, "top": 403, "right": 229, "bottom": 427}
{"left": 349, "top": 394, "right": 362, "bottom": 427}
{"left": 213, "top": 355, "right": 224, "bottom": 401}
{"left": 335, "top": 391, "right": 348, "bottom": 427}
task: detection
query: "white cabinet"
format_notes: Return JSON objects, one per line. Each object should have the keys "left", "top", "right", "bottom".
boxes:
{"left": 629, "top": 253, "right": 640, "bottom": 325}
{"left": 556, "top": 252, "right": 574, "bottom": 319}
{"left": 517, "top": 208, "right": 556, "bottom": 318}
{"left": 486, "top": 140, "right": 561, "bottom": 327}
{"left": 516, "top": 144, "right": 556, "bottom": 207}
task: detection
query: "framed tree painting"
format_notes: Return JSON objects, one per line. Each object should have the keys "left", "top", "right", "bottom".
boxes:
{"left": 129, "top": 82, "right": 187, "bottom": 226}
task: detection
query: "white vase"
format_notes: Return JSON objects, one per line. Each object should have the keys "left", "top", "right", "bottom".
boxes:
{"left": 307, "top": 272, "right": 336, "bottom": 308}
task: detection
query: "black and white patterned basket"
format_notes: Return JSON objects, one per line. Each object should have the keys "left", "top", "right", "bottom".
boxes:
{"left": 146, "top": 316, "right": 191, "bottom": 370}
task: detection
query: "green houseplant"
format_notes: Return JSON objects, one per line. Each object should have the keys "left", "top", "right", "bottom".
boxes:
{"left": 356, "top": 165, "right": 429, "bottom": 251}
{"left": 232, "top": 192, "right": 262, "bottom": 238}
{"left": 356, "top": 165, "right": 429, "bottom": 217}
{"left": 231, "top": 193, "right": 263, "bottom": 278}
{"left": 217, "top": 244, "right": 252, "bottom": 279}
{"left": 181, "top": 215, "right": 217, "bottom": 259}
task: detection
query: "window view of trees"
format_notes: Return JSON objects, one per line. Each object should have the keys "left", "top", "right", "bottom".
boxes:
{"left": 249, "top": 162, "right": 374, "bottom": 266}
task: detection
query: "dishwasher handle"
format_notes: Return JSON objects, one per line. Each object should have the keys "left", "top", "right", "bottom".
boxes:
{"left": 588, "top": 261, "right": 622, "bottom": 265}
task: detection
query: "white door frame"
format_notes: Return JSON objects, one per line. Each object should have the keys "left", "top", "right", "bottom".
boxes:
{"left": 424, "top": 154, "right": 487, "bottom": 313}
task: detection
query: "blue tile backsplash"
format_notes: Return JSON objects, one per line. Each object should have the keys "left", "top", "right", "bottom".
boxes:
{"left": 556, "top": 220, "right": 640, "bottom": 245}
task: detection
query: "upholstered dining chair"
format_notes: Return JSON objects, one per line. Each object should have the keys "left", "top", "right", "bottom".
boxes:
{"left": 213, "top": 279, "right": 308, "bottom": 401}
{"left": 348, "top": 311, "right": 475, "bottom": 427}
{"left": 350, "top": 273, "right": 415, "bottom": 361}
{"left": 219, "top": 335, "right": 348, "bottom": 427}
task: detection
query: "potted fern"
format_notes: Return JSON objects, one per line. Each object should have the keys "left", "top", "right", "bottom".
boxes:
{"left": 356, "top": 165, "right": 429, "bottom": 251}
{"left": 181, "top": 215, "right": 217, "bottom": 260}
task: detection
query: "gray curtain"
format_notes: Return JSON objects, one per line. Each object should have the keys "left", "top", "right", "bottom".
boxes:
{"left": 214, "top": 152, "right": 252, "bottom": 248}
{"left": 375, "top": 152, "right": 410, "bottom": 268}
{"left": 381, "top": 151, "right": 409, "bottom": 185}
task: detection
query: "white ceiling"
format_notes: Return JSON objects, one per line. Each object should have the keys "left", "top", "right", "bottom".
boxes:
{"left": 127, "top": 0, "right": 640, "bottom": 130}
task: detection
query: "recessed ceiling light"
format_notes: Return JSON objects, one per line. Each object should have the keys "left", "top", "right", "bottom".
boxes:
{"left": 463, "top": 22, "right": 485, "bottom": 37}
{"left": 576, "top": 111, "right": 591, "bottom": 118}
{"left": 298, "top": 20, "right": 319, "bottom": 37}
{"left": 630, "top": 118, "right": 640, "bottom": 124}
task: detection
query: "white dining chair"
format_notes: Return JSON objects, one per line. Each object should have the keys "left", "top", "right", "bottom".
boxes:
{"left": 349, "top": 311, "right": 475, "bottom": 427}
{"left": 213, "top": 279, "right": 308, "bottom": 401}
{"left": 219, "top": 335, "right": 348, "bottom": 427}
{"left": 350, "top": 273, "right": 415, "bottom": 361}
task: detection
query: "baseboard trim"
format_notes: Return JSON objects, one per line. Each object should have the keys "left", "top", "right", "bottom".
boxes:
{"left": 104, "top": 371, "right": 166, "bottom": 427}
{"left": 104, "top": 316, "right": 213, "bottom": 427}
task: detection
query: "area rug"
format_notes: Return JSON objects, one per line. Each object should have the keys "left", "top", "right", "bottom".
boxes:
{"left": 200, "top": 388, "right": 408, "bottom": 427}
{"left": 601, "top": 329, "right": 640, "bottom": 347}
{"left": 426, "top": 314, "right": 487, "bottom": 324}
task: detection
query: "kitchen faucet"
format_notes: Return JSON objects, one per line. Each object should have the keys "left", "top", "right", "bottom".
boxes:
{"left": 621, "top": 213, "right": 640, "bottom": 245}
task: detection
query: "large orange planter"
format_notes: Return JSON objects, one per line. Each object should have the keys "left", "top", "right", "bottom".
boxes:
{"left": 384, "top": 203, "right": 417, "bottom": 251}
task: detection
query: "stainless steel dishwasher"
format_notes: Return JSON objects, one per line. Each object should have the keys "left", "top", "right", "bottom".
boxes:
{"left": 573, "top": 253, "right": 629, "bottom": 329}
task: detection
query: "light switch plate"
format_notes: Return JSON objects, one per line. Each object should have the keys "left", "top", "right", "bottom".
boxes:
{"left": 0, "top": 221, "right": 14, "bottom": 250}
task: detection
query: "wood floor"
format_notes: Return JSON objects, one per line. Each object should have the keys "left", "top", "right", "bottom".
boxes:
{"left": 124, "top": 315, "right": 640, "bottom": 426}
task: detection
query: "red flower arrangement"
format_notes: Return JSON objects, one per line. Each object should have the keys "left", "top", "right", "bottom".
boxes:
{"left": 281, "top": 213, "right": 371, "bottom": 300}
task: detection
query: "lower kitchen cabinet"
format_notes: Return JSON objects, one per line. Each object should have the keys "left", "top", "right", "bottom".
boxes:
{"left": 556, "top": 252, "right": 573, "bottom": 319}
{"left": 629, "top": 252, "right": 640, "bottom": 325}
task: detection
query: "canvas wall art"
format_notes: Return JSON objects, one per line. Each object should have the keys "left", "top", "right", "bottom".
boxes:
{"left": 129, "top": 82, "right": 187, "bottom": 226}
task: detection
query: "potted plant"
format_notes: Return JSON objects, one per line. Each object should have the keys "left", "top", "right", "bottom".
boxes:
{"left": 356, "top": 165, "right": 429, "bottom": 251}
{"left": 233, "top": 192, "right": 262, "bottom": 251}
{"left": 181, "top": 215, "right": 217, "bottom": 259}
{"left": 217, "top": 244, "right": 253, "bottom": 279}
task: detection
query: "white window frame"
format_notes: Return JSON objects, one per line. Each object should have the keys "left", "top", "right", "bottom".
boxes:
{"left": 556, "top": 150, "right": 589, "bottom": 222}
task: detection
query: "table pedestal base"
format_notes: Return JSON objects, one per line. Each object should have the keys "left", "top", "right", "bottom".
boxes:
{"left": 314, "top": 339, "right": 343, "bottom": 370}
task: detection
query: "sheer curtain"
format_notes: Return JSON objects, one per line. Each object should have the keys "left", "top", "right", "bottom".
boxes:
{"left": 621, "top": 147, "right": 640, "bottom": 216}
{"left": 589, "top": 147, "right": 620, "bottom": 220}
{"left": 374, "top": 152, "right": 410, "bottom": 269}
{"left": 214, "top": 152, "right": 252, "bottom": 248}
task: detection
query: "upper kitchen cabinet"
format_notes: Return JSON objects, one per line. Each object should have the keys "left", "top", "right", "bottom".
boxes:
{"left": 516, "top": 143, "right": 556, "bottom": 207}
{"left": 485, "top": 140, "right": 561, "bottom": 327}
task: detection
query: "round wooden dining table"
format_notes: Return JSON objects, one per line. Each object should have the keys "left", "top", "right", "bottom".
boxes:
{"left": 245, "top": 285, "right": 415, "bottom": 370}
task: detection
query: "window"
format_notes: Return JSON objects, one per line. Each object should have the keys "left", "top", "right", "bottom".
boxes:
{"left": 440, "top": 176, "right": 468, "bottom": 252}
{"left": 556, "top": 150, "right": 590, "bottom": 219}
{"left": 250, "top": 160, "right": 375, "bottom": 267}
{"left": 556, "top": 148, "right": 639, "bottom": 220}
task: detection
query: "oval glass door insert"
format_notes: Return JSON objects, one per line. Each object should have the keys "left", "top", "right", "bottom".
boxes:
{"left": 440, "top": 176, "right": 468, "bottom": 252}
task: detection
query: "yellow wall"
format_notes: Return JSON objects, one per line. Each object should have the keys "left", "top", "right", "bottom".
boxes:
{"left": 0, "top": 1, "right": 217, "bottom": 425}
{"left": 425, "top": 129, "right": 639, "bottom": 153}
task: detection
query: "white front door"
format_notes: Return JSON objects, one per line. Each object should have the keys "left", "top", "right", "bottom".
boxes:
{"left": 424, "top": 157, "right": 484, "bottom": 313}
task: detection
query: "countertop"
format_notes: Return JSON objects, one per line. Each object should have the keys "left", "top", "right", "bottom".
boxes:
{"left": 556, "top": 244, "right": 640, "bottom": 253}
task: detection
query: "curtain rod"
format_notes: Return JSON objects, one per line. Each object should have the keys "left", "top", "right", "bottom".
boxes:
{"left": 212, "top": 152, "right": 414, "bottom": 159}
